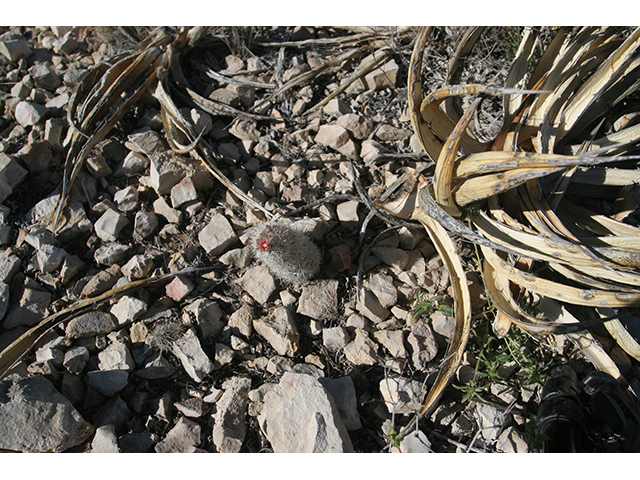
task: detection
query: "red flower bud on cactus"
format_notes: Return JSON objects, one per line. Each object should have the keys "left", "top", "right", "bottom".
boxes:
{"left": 257, "top": 236, "right": 271, "bottom": 252}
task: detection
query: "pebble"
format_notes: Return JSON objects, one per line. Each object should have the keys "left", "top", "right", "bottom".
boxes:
{"left": 155, "top": 417, "right": 201, "bottom": 453}
{"left": 91, "top": 425, "right": 120, "bottom": 453}
{"left": 323, "top": 326, "right": 351, "bottom": 351}
{"left": 212, "top": 376, "right": 252, "bottom": 453}
{"left": 171, "top": 327, "right": 214, "bottom": 383}
{"left": 94, "top": 208, "right": 129, "bottom": 242}
{"left": 198, "top": 213, "right": 239, "bottom": 255}
{"left": 397, "top": 430, "right": 432, "bottom": 453}
{"left": 356, "top": 289, "right": 389, "bottom": 324}
{"left": 0, "top": 38, "right": 32, "bottom": 61}
{"left": 407, "top": 319, "right": 439, "bottom": 370}
{"left": 296, "top": 279, "right": 339, "bottom": 320}
{"left": 369, "top": 272, "right": 397, "bottom": 309}
{"left": 133, "top": 211, "right": 158, "bottom": 239}
{"left": 14, "top": 101, "right": 47, "bottom": 127}
{"left": 121, "top": 254, "right": 153, "bottom": 280}
{"left": 98, "top": 343, "right": 136, "bottom": 371}
{"left": 323, "top": 98, "right": 352, "bottom": 116}
{"left": 253, "top": 306, "right": 300, "bottom": 357}
{"left": 174, "top": 397, "right": 209, "bottom": 418}
{"left": 239, "top": 265, "right": 276, "bottom": 304}
{"left": 473, "top": 402, "right": 509, "bottom": 443}
{"left": 87, "top": 370, "right": 129, "bottom": 396}
{"left": 379, "top": 374, "right": 424, "bottom": 415}
{"left": 36, "top": 243, "right": 67, "bottom": 273}
{"left": 135, "top": 353, "right": 176, "bottom": 380}
{"left": 65, "top": 310, "right": 119, "bottom": 339}
{"left": 28, "top": 63, "right": 61, "bottom": 89}
{"left": 171, "top": 176, "right": 198, "bottom": 208}
{"left": 94, "top": 243, "right": 132, "bottom": 266}
{"left": 153, "top": 197, "right": 182, "bottom": 224}
{"left": 183, "top": 298, "right": 225, "bottom": 340}
{"left": 495, "top": 426, "right": 529, "bottom": 453}
{"left": 93, "top": 395, "right": 131, "bottom": 431}
{"left": 343, "top": 328, "right": 378, "bottom": 365}
{"left": 375, "top": 124, "right": 412, "bottom": 142}
{"left": 165, "top": 275, "right": 194, "bottom": 302}
{"left": 63, "top": 346, "right": 90, "bottom": 374}
{"left": 364, "top": 58, "right": 398, "bottom": 90}
{"left": 259, "top": 372, "right": 353, "bottom": 452}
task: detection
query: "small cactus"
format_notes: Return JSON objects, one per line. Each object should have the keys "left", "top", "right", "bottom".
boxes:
{"left": 250, "top": 220, "right": 321, "bottom": 286}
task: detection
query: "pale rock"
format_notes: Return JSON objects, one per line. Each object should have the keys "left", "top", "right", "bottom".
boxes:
{"left": 356, "top": 289, "right": 389, "bottom": 324}
{"left": 171, "top": 176, "right": 198, "bottom": 208}
{"left": 490, "top": 383, "right": 519, "bottom": 404}
{"left": 63, "top": 346, "right": 90, "bottom": 374}
{"left": 336, "top": 199, "right": 360, "bottom": 222}
{"left": 0, "top": 39, "right": 32, "bottom": 61}
{"left": 431, "top": 310, "right": 455, "bottom": 338}
{"left": 369, "top": 272, "right": 397, "bottom": 309}
{"left": 149, "top": 150, "right": 213, "bottom": 194}
{"left": 336, "top": 113, "right": 373, "bottom": 140}
{"left": 155, "top": 417, "right": 201, "bottom": 453}
{"left": 398, "top": 430, "right": 432, "bottom": 453}
{"left": 296, "top": 279, "right": 339, "bottom": 320}
{"left": 239, "top": 265, "right": 276, "bottom": 304}
{"left": 136, "top": 354, "right": 176, "bottom": 380}
{"left": 91, "top": 425, "right": 120, "bottom": 453}
{"left": 323, "top": 326, "right": 350, "bottom": 351}
{"left": 45, "top": 92, "right": 69, "bottom": 110}
{"left": 87, "top": 370, "right": 129, "bottom": 396}
{"left": 174, "top": 397, "right": 209, "bottom": 418}
{"left": 253, "top": 171, "right": 276, "bottom": 197}
{"left": 94, "top": 208, "right": 129, "bottom": 242}
{"left": 117, "top": 151, "right": 149, "bottom": 175}
{"left": 171, "top": 328, "right": 214, "bottom": 382}
{"left": 379, "top": 375, "right": 424, "bottom": 415}
{"left": 259, "top": 372, "right": 353, "bottom": 452}
{"left": 219, "top": 247, "right": 251, "bottom": 268}
{"left": 266, "top": 355, "right": 295, "bottom": 375}
{"left": 14, "top": 100, "right": 47, "bottom": 127}
{"left": 253, "top": 306, "right": 299, "bottom": 357}
{"left": 225, "top": 54, "right": 245, "bottom": 72}
{"left": 183, "top": 298, "right": 225, "bottom": 340}
{"left": 314, "top": 124, "right": 350, "bottom": 150}
{"left": 0, "top": 374, "right": 93, "bottom": 452}
{"left": 0, "top": 253, "right": 21, "bottom": 284}
{"left": 227, "top": 304, "right": 253, "bottom": 338}
{"left": 279, "top": 290, "right": 297, "bottom": 306}
{"left": 343, "top": 328, "right": 378, "bottom": 365}
{"left": 153, "top": 197, "right": 182, "bottom": 224}
{"left": 94, "top": 243, "right": 132, "bottom": 266}
{"left": 359, "top": 139, "right": 386, "bottom": 163}
{"left": 474, "top": 402, "right": 509, "bottom": 444}
{"left": 496, "top": 426, "right": 529, "bottom": 453}
{"left": 364, "top": 59, "right": 398, "bottom": 90}
{"left": 110, "top": 295, "right": 148, "bottom": 325}
{"left": 165, "top": 275, "right": 194, "bottom": 302}
{"left": 121, "top": 254, "right": 153, "bottom": 280}
{"left": 345, "top": 313, "right": 368, "bottom": 331}
{"left": 323, "top": 98, "right": 352, "bottom": 116}
{"left": 407, "top": 319, "right": 439, "bottom": 370}
{"left": 373, "top": 330, "right": 406, "bottom": 359}
{"left": 98, "top": 343, "right": 135, "bottom": 371}
{"left": 126, "top": 129, "right": 165, "bottom": 156}
{"left": 3, "top": 287, "right": 52, "bottom": 328}
{"left": 198, "top": 213, "right": 239, "bottom": 255}
{"left": 375, "top": 124, "right": 412, "bottom": 142}
{"left": 36, "top": 243, "right": 67, "bottom": 273}
{"left": 44, "top": 118, "right": 65, "bottom": 145}
{"left": 212, "top": 376, "right": 252, "bottom": 453}
{"left": 410, "top": 133, "right": 424, "bottom": 153}
{"left": 133, "top": 211, "right": 158, "bottom": 239}
{"left": 230, "top": 120, "right": 260, "bottom": 142}
{"left": 431, "top": 401, "right": 464, "bottom": 428}
{"left": 209, "top": 88, "right": 242, "bottom": 108}
{"left": 53, "top": 34, "right": 78, "bottom": 55}
{"left": 113, "top": 186, "right": 139, "bottom": 213}
{"left": 86, "top": 155, "right": 113, "bottom": 178}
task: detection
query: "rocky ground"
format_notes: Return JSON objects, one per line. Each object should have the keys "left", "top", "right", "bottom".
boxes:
{"left": 0, "top": 26, "right": 639, "bottom": 453}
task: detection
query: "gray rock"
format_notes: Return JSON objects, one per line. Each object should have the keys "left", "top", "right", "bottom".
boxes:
{"left": 121, "top": 254, "right": 153, "bottom": 280}
{"left": 323, "top": 326, "right": 350, "bottom": 351}
{"left": 94, "top": 208, "right": 129, "bottom": 242}
{"left": 110, "top": 295, "right": 148, "bottom": 325}
{"left": 165, "top": 275, "right": 194, "bottom": 302}
{"left": 495, "top": 426, "right": 529, "bottom": 453}
{"left": 0, "top": 282, "right": 9, "bottom": 320}
{"left": 36, "top": 243, "right": 67, "bottom": 273}
{"left": 314, "top": 124, "right": 350, "bottom": 150}
{"left": 60, "top": 254, "right": 84, "bottom": 285}
{"left": 183, "top": 298, "right": 225, "bottom": 340}
{"left": 87, "top": 370, "right": 129, "bottom": 396}
{"left": 98, "top": 343, "right": 135, "bottom": 371}
{"left": 119, "top": 432, "right": 157, "bottom": 453}
{"left": 0, "top": 374, "right": 94, "bottom": 452}
{"left": 113, "top": 185, "right": 138, "bottom": 212}
{"left": 14, "top": 101, "right": 47, "bottom": 127}
{"left": 65, "top": 310, "right": 119, "bottom": 339}
{"left": 0, "top": 38, "right": 32, "bottom": 61}
{"left": 372, "top": 247, "right": 409, "bottom": 270}
{"left": 212, "top": 376, "right": 252, "bottom": 452}
{"left": 117, "top": 151, "right": 149, "bottom": 176}
{"left": 407, "top": 319, "right": 439, "bottom": 370}
{"left": 356, "top": 289, "right": 389, "bottom": 324}
{"left": 398, "top": 430, "right": 432, "bottom": 453}
{"left": 474, "top": 402, "right": 509, "bottom": 444}
{"left": 253, "top": 306, "right": 299, "bottom": 357}
{"left": 296, "top": 279, "right": 339, "bottom": 321}
{"left": 375, "top": 124, "right": 412, "bottom": 142}
{"left": 343, "top": 328, "right": 378, "bottom": 365}
{"left": 174, "top": 397, "right": 209, "bottom": 418}
{"left": 126, "top": 129, "right": 165, "bottom": 156}
{"left": 259, "top": 372, "right": 353, "bottom": 452}
{"left": 61, "top": 373, "right": 85, "bottom": 404}
{"left": 239, "top": 265, "right": 276, "bottom": 304}
{"left": 3, "top": 287, "right": 52, "bottom": 328}
{"left": 369, "top": 272, "right": 398, "bottom": 309}
{"left": 28, "top": 63, "right": 61, "bottom": 90}
{"left": 155, "top": 416, "right": 201, "bottom": 453}
{"left": 227, "top": 304, "right": 253, "bottom": 338}
{"left": 0, "top": 252, "right": 21, "bottom": 284}
{"left": 379, "top": 374, "right": 424, "bottom": 415}
{"left": 171, "top": 328, "right": 214, "bottom": 382}
{"left": 198, "top": 213, "right": 238, "bottom": 255}
{"left": 171, "top": 176, "right": 198, "bottom": 208}
{"left": 153, "top": 197, "right": 182, "bottom": 224}
{"left": 94, "top": 243, "right": 132, "bottom": 265}
{"left": 133, "top": 211, "right": 158, "bottom": 240}
{"left": 0, "top": 153, "right": 28, "bottom": 190}
{"left": 364, "top": 58, "right": 398, "bottom": 90}
{"left": 63, "top": 346, "right": 90, "bottom": 374}
{"left": 135, "top": 353, "right": 176, "bottom": 380}
{"left": 336, "top": 113, "right": 373, "bottom": 140}
{"left": 91, "top": 425, "right": 120, "bottom": 453}
{"left": 323, "top": 98, "right": 352, "bottom": 116}
{"left": 80, "top": 265, "right": 122, "bottom": 297}
{"left": 318, "top": 376, "right": 362, "bottom": 431}
{"left": 93, "top": 395, "right": 131, "bottom": 430}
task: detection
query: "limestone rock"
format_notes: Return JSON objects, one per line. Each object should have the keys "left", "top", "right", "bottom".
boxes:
{"left": 369, "top": 272, "right": 397, "bottom": 309}
{"left": 407, "top": 319, "right": 439, "bottom": 370}
{"left": 253, "top": 306, "right": 299, "bottom": 357}
{"left": 259, "top": 372, "right": 353, "bottom": 452}
{"left": 155, "top": 417, "right": 201, "bottom": 453}
{"left": 65, "top": 311, "right": 118, "bottom": 339}
{"left": 239, "top": 265, "right": 276, "bottom": 304}
{"left": 0, "top": 375, "right": 94, "bottom": 452}
{"left": 296, "top": 279, "right": 339, "bottom": 320}
{"left": 379, "top": 375, "right": 424, "bottom": 415}
{"left": 212, "top": 376, "right": 252, "bottom": 452}
{"left": 94, "top": 208, "right": 129, "bottom": 242}
{"left": 343, "top": 328, "right": 378, "bottom": 365}
{"left": 198, "top": 213, "right": 239, "bottom": 255}
{"left": 14, "top": 101, "right": 47, "bottom": 127}
{"left": 91, "top": 425, "right": 120, "bottom": 453}
{"left": 318, "top": 376, "right": 362, "bottom": 431}
{"left": 171, "top": 328, "right": 214, "bottom": 382}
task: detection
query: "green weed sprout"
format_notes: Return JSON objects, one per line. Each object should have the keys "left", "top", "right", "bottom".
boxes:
{"left": 412, "top": 293, "right": 454, "bottom": 318}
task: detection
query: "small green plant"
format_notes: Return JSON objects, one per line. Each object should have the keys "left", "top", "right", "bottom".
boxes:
{"left": 250, "top": 220, "right": 322, "bottom": 287}
{"left": 412, "top": 293, "right": 454, "bottom": 318}
{"left": 525, "top": 419, "right": 549, "bottom": 452}
{"left": 386, "top": 425, "right": 404, "bottom": 448}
